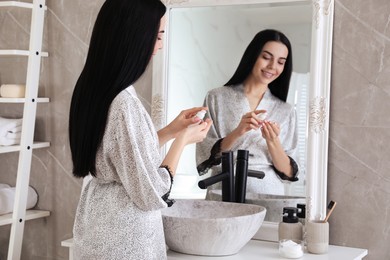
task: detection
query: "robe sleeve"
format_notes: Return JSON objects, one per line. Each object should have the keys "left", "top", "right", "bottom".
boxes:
{"left": 275, "top": 107, "right": 300, "bottom": 181}
{"left": 106, "top": 94, "right": 172, "bottom": 211}
{"left": 195, "top": 91, "right": 224, "bottom": 175}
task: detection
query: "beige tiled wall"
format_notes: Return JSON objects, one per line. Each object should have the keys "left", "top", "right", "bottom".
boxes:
{"left": 328, "top": 1, "right": 390, "bottom": 259}
{"left": 0, "top": 0, "right": 389, "bottom": 259}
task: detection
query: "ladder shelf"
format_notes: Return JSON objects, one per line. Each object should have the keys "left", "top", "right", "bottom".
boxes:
{"left": 0, "top": 141, "right": 50, "bottom": 154}
{"left": 0, "top": 49, "right": 49, "bottom": 57}
{"left": 0, "top": 0, "right": 50, "bottom": 259}
{"left": 0, "top": 210, "right": 50, "bottom": 226}
{"left": 0, "top": 97, "right": 50, "bottom": 103}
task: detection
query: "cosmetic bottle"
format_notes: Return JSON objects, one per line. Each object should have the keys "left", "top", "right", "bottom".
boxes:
{"left": 188, "top": 110, "right": 206, "bottom": 127}
{"left": 297, "top": 203, "right": 306, "bottom": 225}
{"left": 297, "top": 203, "right": 306, "bottom": 245}
{"left": 278, "top": 207, "right": 303, "bottom": 241}
{"left": 257, "top": 111, "right": 267, "bottom": 121}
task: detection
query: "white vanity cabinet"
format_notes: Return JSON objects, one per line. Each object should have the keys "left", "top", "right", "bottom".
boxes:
{"left": 0, "top": 1, "right": 50, "bottom": 259}
{"left": 61, "top": 239, "right": 368, "bottom": 260}
{"left": 167, "top": 240, "right": 368, "bottom": 260}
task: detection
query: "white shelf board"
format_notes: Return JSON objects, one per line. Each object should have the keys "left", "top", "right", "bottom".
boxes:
{"left": 0, "top": 97, "right": 49, "bottom": 103}
{"left": 61, "top": 238, "right": 74, "bottom": 248}
{"left": 0, "top": 210, "right": 50, "bottom": 226}
{"left": 0, "top": 1, "right": 47, "bottom": 10}
{"left": 0, "top": 50, "right": 49, "bottom": 57}
{"left": 0, "top": 1, "right": 33, "bottom": 9}
{"left": 0, "top": 141, "right": 50, "bottom": 154}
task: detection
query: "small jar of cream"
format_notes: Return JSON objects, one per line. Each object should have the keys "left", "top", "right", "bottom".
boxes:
{"left": 279, "top": 239, "right": 304, "bottom": 259}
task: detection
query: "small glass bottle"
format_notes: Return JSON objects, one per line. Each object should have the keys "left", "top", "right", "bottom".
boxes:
{"left": 297, "top": 203, "right": 307, "bottom": 245}
{"left": 278, "top": 207, "right": 303, "bottom": 241}
{"left": 297, "top": 203, "right": 306, "bottom": 225}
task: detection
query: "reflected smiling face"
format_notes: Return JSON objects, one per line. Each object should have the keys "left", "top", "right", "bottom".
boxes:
{"left": 251, "top": 41, "right": 288, "bottom": 86}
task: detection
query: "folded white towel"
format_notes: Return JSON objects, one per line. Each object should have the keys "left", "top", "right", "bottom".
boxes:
{"left": 0, "top": 117, "right": 22, "bottom": 128}
{"left": 0, "top": 183, "right": 11, "bottom": 189}
{"left": 6, "top": 125, "right": 22, "bottom": 134}
{"left": 0, "top": 137, "right": 21, "bottom": 146}
{"left": 0, "top": 117, "right": 23, "bottom": 146}
{"left": 5, "top": 131, "right": 21, "bottom": 140}
{"left": 0, "top": 117, "right": 22, "bottom": 135}
{"left": 0, "top": 186, "right": 38, "bottom": 215}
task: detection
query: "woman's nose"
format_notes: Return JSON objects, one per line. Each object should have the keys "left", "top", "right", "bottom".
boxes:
{"left": 267, "top": 60, "right": 275, "bottom": 69}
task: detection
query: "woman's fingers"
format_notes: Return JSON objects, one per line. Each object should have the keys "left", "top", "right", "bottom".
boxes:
{"left": 261, "top": 121, "right": 280, "bottom": 140}
{"left": 183, "top": 107, "right": 208, "bottom": 118}
{"left": 186, "top": 119, "right": 213, "bottom": 143}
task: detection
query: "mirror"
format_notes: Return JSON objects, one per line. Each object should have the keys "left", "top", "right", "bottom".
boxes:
{"left": 152, "top": 0, "right": 334, "bottom": 229}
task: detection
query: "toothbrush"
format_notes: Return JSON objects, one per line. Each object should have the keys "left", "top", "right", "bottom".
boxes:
{"left": 323, "top": 200, "right": 337, "bottom": 223}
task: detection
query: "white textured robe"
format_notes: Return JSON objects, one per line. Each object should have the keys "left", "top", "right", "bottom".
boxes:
{"left": 196, "top": 85, "right": 299, "bottom": 195}
{"left": 73, "top": 86, "right": 171, "bottom": 260}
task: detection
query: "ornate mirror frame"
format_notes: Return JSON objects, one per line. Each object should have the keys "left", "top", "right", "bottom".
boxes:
{"left": 152, "top": 0, "right": 334, "bottom": 227}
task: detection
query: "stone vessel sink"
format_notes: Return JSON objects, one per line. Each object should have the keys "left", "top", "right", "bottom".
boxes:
{"left": 208, "top": 190, "right": 305, "bottom": 222}
{"left": 161, "top": 199, "right": 266, "bottom": 256}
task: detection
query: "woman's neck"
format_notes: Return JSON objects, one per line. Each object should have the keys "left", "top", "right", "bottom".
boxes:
{"left": 243, "top": 77, "right": 268, "bottom": 98}
{"left": 243, "top": 77, "right": 268, "bottom": 111}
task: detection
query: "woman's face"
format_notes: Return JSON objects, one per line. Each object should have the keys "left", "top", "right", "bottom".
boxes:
{"left": 251, "top": 41, "right": 288, "bottom": 85}
{"left": 153, "top": 15, "right": 166, "bottom": 55}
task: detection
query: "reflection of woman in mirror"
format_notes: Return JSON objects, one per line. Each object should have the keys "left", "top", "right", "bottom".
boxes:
{"left": 196, "top": 29, "right": 299, "bottom": 196}
{"left": 69, "top": 0, "right": 212, "bottom": 258}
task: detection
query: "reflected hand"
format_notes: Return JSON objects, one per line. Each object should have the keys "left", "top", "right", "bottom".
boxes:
{"left": 234, "top": 110, "right": 267, "bottom": 136}
{"left": 260, "top": 120, "right": 280, "bottom": 142}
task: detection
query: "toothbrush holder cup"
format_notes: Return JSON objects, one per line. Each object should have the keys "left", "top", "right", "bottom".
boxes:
{"left": 306, "top": 220, "right": 329, "bottom": 254}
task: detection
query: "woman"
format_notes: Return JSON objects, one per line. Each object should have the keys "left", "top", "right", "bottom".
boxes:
{"left": 68, "top": 0, "right": 212, "bottom": 259}
{"left": 196, "top": 29, "right": 298, "bottom": 196}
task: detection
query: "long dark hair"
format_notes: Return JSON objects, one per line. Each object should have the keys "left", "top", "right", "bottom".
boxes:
{"left": 69, "top": 0, "right": 166, "bottom": 178}
{"left": 224, "top": 29, "right": 293, "bottom": 102}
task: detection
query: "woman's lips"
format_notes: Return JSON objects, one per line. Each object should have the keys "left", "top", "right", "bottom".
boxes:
{"left": 262, "top": 70, "right": 274, "bottom": 78}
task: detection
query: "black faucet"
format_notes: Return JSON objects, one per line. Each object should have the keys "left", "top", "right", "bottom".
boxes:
{"left": 198, "top": 151, "right": 235, "bottom": 202}
{"left": 235, "top": 150, "right": 249, "bottom": 203}
{"left": 198, "top": 149, "right": 265, "bottom": 203}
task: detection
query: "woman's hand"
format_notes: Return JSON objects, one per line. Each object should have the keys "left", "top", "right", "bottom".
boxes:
{"left": 157, "top": 107, "right": 208, "bottom": 146}
{"left": 162, "top": 118, "right": 212, "bottom": 176}
{"left": 260, "top": 120, "right": 293, "bottom": 177}
{"left": 260, "top": 120, "right": 281, "bottom": 142}
{"left": 220, "top": 110, "right": 266, "bottom": 151}
{"left": 176, "top": 118, "right": 213, "bottom": 145}
{"left": 233, "top": 109, "right": 267, "bottom": 136}
{"left": 167, "top": 107, "right": 208, "bottom": 137}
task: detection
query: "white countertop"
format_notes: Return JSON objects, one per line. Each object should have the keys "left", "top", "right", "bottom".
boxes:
{"left": 167, "top": 240, "right": 368, "bottom": 260}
